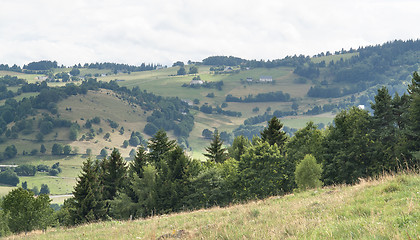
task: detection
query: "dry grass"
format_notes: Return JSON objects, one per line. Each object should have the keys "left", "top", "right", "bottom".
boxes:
{"left": 7, "top": 171, "right": 419, "bottom": 240}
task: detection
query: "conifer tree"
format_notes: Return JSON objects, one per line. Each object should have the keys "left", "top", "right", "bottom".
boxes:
{"left": 371, "top": 87, "right": 412, "bottom": 169}
{"left": 71, "top": 158, "right": 106, "bottom": 224}
{"left": 130, "top": 146, "right": 148, "bottom": 178}
{"left": 407, "top": 71, "right": 420, "bottom": 151}
{"left": 101, "top": 148, "right": 128, "bottom": 202}
{"left": 204, "top": 130, "right": 227, "bottom": 163}
{"left": 148, "top": 129, "right": 176, "bottom": 164}
{"left": 261, "top": 116, "right": 288, "bottom": 150}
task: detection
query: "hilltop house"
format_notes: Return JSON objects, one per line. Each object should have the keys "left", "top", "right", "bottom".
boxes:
{"left": 259, "top": 76, "right": 273, "bottom": 82}
{"left": 246, "top": 77, "right": 253, "bottom": 82}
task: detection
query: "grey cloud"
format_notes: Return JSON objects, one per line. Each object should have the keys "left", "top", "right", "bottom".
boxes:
{"left": 0, "top": 0, "right": 419, "bottom": 66}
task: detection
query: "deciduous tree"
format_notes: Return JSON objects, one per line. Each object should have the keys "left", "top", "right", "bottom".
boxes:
{"left": 1, "top": 188, "right": 54, "bottom": 233}
{"left": 295, "top": 154, "right": 323, "bottom": 190}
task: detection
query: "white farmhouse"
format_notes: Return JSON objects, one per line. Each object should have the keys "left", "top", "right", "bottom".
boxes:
{"left": 259, "top": 76, "right": 273, "bottom": 82}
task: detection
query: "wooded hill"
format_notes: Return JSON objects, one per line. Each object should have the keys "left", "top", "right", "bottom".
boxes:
{"left": 0, "top": 39, "right": 419, "bottom": 238}
{"left": 0, "top": 39, "right": 418, "bottom": 196}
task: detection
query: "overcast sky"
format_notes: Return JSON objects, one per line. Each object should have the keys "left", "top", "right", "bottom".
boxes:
{"left": 0, "top": 0, "right": 419, "bottom": 67}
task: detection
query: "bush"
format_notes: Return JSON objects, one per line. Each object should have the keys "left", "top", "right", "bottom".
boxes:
{"left": 51, "top": 143, "right": 63, "bottom": 155}
{"left": 14, "top": 165, "right": 36, "bottom": 176}
{"left": 100, "top": 148, "right": 108, "bottom": 158}
{"left": 86, "top": 148, "right": 92, "bottom": 156}
{"left": 144, "top": 123, "right": 159, "bottom": 136}
{"left": 129, "top": 136, "right": 140, "bottom": 146}
{"left": 122, "top": 140, "right": 129, "bottom": 148}
{"left": 63, "top": 145, "right": 72, "bottom": 155}
{"left": 4, "top": 145, "right": 17, "bottom": 159}
{"left": 30, "top": 149, "right": 38, "bottom": 156}
{"left": 0, "top": 169, "right": 19, "bottom": 186}
{"left": 48, "top": 169, "right": 59, "bottom": 176}
{"left": 39, "top": 184, "right": 50, "bottom": 195}
{"left": 294, "top": 154, "right": 323, "bottom": 191}
{"left": 37, "top": 165, "right": 49, "bottom": 172}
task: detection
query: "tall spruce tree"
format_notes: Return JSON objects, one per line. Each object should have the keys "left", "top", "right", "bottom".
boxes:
{"left": 371, "top": 87, "right": 412, "bottom": 170}
{"left": 71, "top": 158, "right": 106, "bottom": 224}
{"left": 261, "top": 116, "right": 288, "bottom": 150}
{"left": 148, "top": 129, "right": 176, "bottom": 165}
{"left": 204, "top": 130, "right": 227, "bottom": 163}
{"left": 101, "top": 148, "right": 128, "bottom": 202}
{"left": 407, "top": 71, "right": 420, "bottom": 151}
{"left": 130, "top": 146, "right": 148, "bottom": 178}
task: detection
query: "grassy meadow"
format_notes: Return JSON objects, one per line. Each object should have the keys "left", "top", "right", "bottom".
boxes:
{"left": 7, "top": 172, "right": 419, "bottom": 239}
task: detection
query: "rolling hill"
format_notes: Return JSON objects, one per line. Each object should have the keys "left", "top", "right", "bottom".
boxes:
{"left": 0, "top": 39, "right": 419, "bottom": 199}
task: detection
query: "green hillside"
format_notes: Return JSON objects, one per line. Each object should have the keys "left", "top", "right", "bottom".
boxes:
{"left": 0, "top": 39, "right": 419, "bottom": 199}
{"left": 8, "top": 172, "right": 420, "bottom": 239}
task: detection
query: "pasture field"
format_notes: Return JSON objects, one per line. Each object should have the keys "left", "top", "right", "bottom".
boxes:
{"left": 9, "top": 172, "right": 419, "bottom": 240}
{"left": 1, "top": 155, "right": 86, "bottom": 196}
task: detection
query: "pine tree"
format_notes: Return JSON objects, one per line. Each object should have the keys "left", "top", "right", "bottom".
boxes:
{"left": 261, "top": 116, "right": 288, "bottom": 150}
{"left": 130, "top": 146, "right": 148, "bottom": 178}
{"left": 148, "top": 129, "right": 176, "bottom": 164}
{"left": 71, "top": 158, "right": 106, "bottom": 224}
{"left": 371, "top": 87, "right": 394, "bottom": 129}
{"left": 101, "top": 149, "right": 128, "bottom": 202}
{"left": 407, "top": 71, "right": 420, "bottom": 151}
{"left": 204, "top": 130, "right": 227, "bottom": 163}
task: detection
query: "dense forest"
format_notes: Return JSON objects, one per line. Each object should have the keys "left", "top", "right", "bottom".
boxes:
{"left": 204, "top": 40, "right": 420, "bottom": 100}
{"left": 1, "top": 72, "right": 418, "bottom": 235}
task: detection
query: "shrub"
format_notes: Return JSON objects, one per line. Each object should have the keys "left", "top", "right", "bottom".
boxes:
{"left": 0, "top": 169, "right": 19, "bottom": 186}
{"left": 294, "top": 154, "right": 323, "bottom": 191}
{"left": 14, "top": 165, "right": 36, "bottom": 176}
{"left": 49, "top": 169, "right": 59, "bottom": 176}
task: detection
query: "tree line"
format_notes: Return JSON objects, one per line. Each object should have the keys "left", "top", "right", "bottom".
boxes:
{"left": 226, "top": 91, "right": 291, "bottom": 103}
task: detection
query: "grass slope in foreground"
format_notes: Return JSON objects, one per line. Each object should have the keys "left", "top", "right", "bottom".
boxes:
{"left": 10, "top": 172, "right": 420, "bottom": 239}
